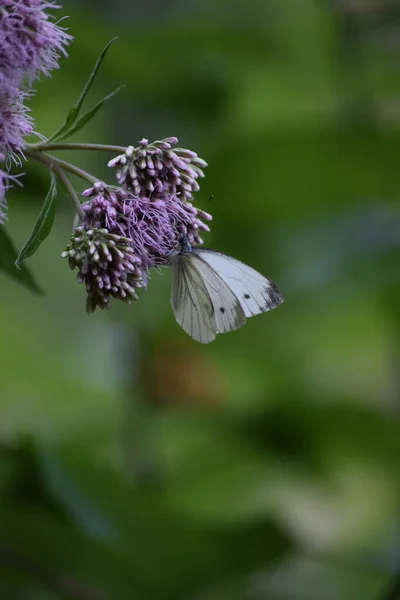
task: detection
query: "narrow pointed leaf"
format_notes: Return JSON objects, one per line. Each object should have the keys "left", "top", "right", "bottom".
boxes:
{"left": 56, "top": 85, "right": 125, "bottom": 141}
{"left": 0, "top": 228, "right": 42, "bottom": 294}
{"left": 72, "top": 37, "right": 119, "bottom": 116}
{"left": 16, "top": 173, "right": 57, "bottom": 267}
{"left": 46, "top": 107, "right": 79, "bottom": 143}
{"left": 47, "top": 37, "right": 119, "bottom": 142}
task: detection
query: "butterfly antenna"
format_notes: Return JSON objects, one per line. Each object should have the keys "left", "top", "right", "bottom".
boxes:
{"left": 188, "top": 191, "right": 214, "bottom": 240}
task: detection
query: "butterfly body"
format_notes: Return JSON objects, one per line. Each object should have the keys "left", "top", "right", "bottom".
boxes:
{"left": 169, "top": 237, "right": 283, "bottom": 343}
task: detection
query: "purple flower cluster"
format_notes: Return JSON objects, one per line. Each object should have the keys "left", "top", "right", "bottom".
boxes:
{"left": 63, "top": 140, "right": 212, "bottom": 312}
{"left": 107, "top": 137, "right": 207, "bottom": 203}
{"left": 0, "top": 152, "right": 23, "bottom": 224}
{"left": 0, "top": 167, "right": 8, "bottom": 225}
{"left": 0, "top": 80, "right": 33, "bottom": 157}
{"left": 0, "top": 0, "right": 72, "bottom": 158}
{"left": 62, "top": 227, "right": 145, "bottom": 313}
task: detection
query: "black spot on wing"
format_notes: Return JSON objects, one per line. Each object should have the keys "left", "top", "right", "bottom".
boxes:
{"left": 244, "top": 293, "right": 250, "bottom": 299}
{"left": 220, "top": 307, "right": 225, "bottom": 314}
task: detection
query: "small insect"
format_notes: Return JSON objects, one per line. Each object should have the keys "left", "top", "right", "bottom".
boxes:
{"left": 168, "top": 236, "right": 284, "bottom": 343}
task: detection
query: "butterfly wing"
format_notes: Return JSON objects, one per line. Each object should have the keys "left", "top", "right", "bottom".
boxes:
{"left": 171, "top": 256, "right": 217, "bottom": 343}
{"left": 193, "top": 249, "right": 284, "bottom": 318}
{"left": 171, "top": 254, "right": 246, "bottom": 343}
{"left": 188, "top": 254, "right": 246, "bottom": 335}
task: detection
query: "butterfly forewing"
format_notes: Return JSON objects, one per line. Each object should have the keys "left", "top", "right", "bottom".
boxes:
{"left": 171, "top": 256, "right": 217, "bottom": 343}
{"left": 188, "top": 254, "right": 246, "bottom": 334}
{"left": 193, "top": 249, "right": 283, "bottom": 318}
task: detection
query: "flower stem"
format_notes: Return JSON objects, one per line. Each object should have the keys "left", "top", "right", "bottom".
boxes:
{"left": 25, "top": 148, "right": 98, "bottom": 184}
{"left": 25, "top": 148, "right": 86, "bottom": 219}
{"left": 27, "top": 142, "right": 127, "bottom": 153}
{"left": 52, "top": 163, "right": 85, "bottom": 220}
{"left": 46, "top": 155, "right": 98, "bottom": 185}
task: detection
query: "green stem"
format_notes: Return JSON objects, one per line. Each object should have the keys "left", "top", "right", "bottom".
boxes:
{"left": 27, "top": 142, "right": 127, "bottom": 153}
{"left": 52, "top": 164, "right": 85, "bottom": 220}
{"left": 46, "top": 155, "right": 98, "bottom": 185}
{"left": 24, "top": 149, "right": 86, "bottom": 219}
{"left": 25, "top": 148, "right": 98, "bottom": 185}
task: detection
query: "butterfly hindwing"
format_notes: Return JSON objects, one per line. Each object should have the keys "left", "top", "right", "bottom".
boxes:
{"left": 193, "top": 249, "right": 284, "bottom": 318}
{"left": 171, "top": 256, "right": 217, "bottom": 343}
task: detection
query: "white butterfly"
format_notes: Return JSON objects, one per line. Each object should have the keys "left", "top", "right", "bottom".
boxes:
{"left": 168, "top": 236, "right": 284, "bottom": 343}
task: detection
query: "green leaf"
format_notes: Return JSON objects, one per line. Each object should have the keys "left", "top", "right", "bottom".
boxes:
{"left": 56, "top": 85, "right": 125, "bottom": 141}
{"left": 15, "top": 173, "right": 57, "bottom": 267}
{"left": 0, "top": 228, "right": 42, "bottom": 294}
{"left": 47, "top": 37, "right": 119, "bottom": 142}
{"left": 46, "top": 107, "right": 79, "bottom": 143}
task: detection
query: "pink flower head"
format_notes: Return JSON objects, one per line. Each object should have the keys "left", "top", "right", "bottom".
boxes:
{"left": 0, "top": 152, "right": 24, "bottom": 224}
{"left": 0, "top": 1, "right": 72, "bottom": 159}
{"left": 107, "top": 137, "right": 207, "bottom": 203}
{"left": 0, "top": 171, "right": 7, "bottom": 224}
{"left": 64, "top": 181, "right": 212, "bottom": 312}
{"left": 62, "top": 227, "right": 145, "bottom": 314}
{"left": 0, "top": 77, "right": 33, "bottom": 157}
{"left": 0, "top": 0, "right": 72, "bottom": 86}
{"left": 81, "top": 182, "right": 212, "bottom": 270}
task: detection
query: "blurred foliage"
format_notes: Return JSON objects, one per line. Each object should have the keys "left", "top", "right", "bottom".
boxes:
{"left": 2, "top": 0, "right": 400, "bottom": 598}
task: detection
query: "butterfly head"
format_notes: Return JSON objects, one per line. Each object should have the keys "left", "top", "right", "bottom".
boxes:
{"left": 168, "top": 234, "right": 193, "bottom": 265}
{"left": 178, "top": 234, "right": 192, "bottom": 254}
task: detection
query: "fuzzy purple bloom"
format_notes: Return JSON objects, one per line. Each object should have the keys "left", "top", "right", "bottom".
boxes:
{"left": 0, "top": 0, "right": 72, "bottom": 158}
{"left": 82, "top": 182, "right": 212, "bottom": 269}
{"left": 63, "top": 181, "right": 212, "bottom": 312}
{"left": 0, "top": 0, "right": 72, "bottom": 86}
{"left": 0, "top": 171, "right": 7, "bottom": 224}
{"left": 0, "top": 77, "right": 33, "bottom": 157}
{"left": 0, "top": 152, "right": 23, "bottom": 223}
{"left": 107, "top": 137, "right": 207, "bottom": 202}
{"left": 62, "top": 227, "right": 145, "bottom": 314}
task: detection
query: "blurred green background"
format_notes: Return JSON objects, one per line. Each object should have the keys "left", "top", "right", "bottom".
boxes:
{"left": 2, "top": 0, "right": 400, "bottom": 598}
